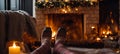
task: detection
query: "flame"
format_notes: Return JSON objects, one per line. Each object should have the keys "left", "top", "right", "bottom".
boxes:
{"left": 62, "top": 9, "right": 67, "bottom": 13}
{"left": 102, "top": 31, "right": 106, "bottom": 34}
{"left": 75, "top": 8, "right": 78, "bottom": 11}
{"left": 104, "top": 35, "right": 107, "bottom": 38}
{"left": 52, "top": 32, "right": 56, "bottom": 38}
{"left": 111, "top": 19, "right": 114, "bottom": 23}
{"left": 96, "top": 37, "right": 101, "bottom": 41}
{"left": 106, "top": 31, "right": 112, "bottom": 35}
{"left": 85, "top": 0, "right": 89, "bottom": 1}
{"left": 91, "top": 26, "right": 95, "bottom": 29}
{"left": 64, "top": 0, "right": 69, "bottom": 2}
{"left": 13, "top": 42, "right": 17, "bottom": 48}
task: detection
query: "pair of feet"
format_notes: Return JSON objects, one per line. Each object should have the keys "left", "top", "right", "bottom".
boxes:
{"left": 41, "top": 27, "right": 66, "bottom": 45}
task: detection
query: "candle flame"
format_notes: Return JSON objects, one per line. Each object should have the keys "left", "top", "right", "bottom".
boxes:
{"left": 61, "top": 9, "right": 68, "bottom": 13}
{"left": 91, "top": 26, "right": 95, "bottom": 29}
{"left": 104, "top": 35, "right": 107, "bottom": 38}
{"left": 75, "top": 8, "right": 78, "bottom": 11}
{"left": 13, "top": 42, "right": 17, "bottom": 48}
{"left": 102, "top": 31, "right": 106, "bottom": 34}
{"left": 96, "top": 37, "right": 101, "bottom": 41}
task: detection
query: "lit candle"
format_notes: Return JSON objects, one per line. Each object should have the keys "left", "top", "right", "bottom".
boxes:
{"left": 91, "top": 26, "right": 95, "bottom": 29}
{"left": 102, "top": 31, "right": 106, "bottom": 35}
{"left": 104, "top": 35, "right": 107, "bottom": 38}
{"left": 96, "top": 37, "right": 101, "bottom": 42}
{"left": 9, "top": 42, "right": 20, "bottom": 54}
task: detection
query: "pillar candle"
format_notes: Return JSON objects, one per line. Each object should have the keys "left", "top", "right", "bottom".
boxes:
{"left": 9, "top": 42, "right": 20, "bottom": 54}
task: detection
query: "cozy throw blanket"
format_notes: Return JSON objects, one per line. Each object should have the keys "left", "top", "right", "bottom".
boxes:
{"left": 0, "top": 10, "right": 37, "bottom": 54}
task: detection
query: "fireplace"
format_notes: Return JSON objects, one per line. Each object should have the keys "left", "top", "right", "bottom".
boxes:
{"left": 46, "top": 14, "right": 84, "bottom": 41}
{"left": 35, "top": 6, "right": 99, "bottom": 42}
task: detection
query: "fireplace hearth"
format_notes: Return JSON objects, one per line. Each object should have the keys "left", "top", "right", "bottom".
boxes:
{"left": 36, "top": 6, "right": 99, "bottom": 42}
{"left": 46, "top": 14, "right": 84, "bottom": 41}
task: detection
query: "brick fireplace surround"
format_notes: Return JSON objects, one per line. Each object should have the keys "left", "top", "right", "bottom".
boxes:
{"left": 35, "top": 6, "right": 99, "bottom": 41}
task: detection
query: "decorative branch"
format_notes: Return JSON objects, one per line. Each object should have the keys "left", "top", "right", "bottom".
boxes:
{"left": 35, "top": 1, "right": 98, "bottom": 9}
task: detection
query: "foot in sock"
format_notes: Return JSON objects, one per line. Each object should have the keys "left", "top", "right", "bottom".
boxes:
{"left": 55, "top": 27, "right": 66, "bottom": 44}
{"left": 31, "top": 27, "right": 52, "bottom": 54}
{"left": 41, "top": 27, "right": 52, "bottom": 44}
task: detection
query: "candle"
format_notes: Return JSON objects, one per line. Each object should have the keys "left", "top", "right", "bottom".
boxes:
{"left": 9, "top": 42, "right": 20, "bottom": 54}
{"left": 96, "top": 37, "right": 101, "bottom": 42}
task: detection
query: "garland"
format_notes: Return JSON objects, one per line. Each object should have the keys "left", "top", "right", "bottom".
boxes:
{"left": 35, "top": 1, "right": 98, "bottom": 9}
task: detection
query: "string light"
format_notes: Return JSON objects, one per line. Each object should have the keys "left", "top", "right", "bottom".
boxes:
{"left": 35, "top": 1, "right": 99, "bottom": 9}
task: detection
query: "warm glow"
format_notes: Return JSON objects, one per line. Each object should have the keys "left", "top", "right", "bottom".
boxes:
{"left": 109, "top": 37, "right": 114, "bottom": 40}
{"left": 75, "top": 8, "right": 78, "bottom": 11}
{"left": 13, "top": 42, "right": 17, "bottom": 48}
{"left": 91, "top": 26, "right": 95, "bottom": 29}
{"left": 104, "top": 35, "right": 107, "bottom": 38}
{"left": 96, "top": 37, "right": 101, "bottom": 41}
{"left": 64, "top": 0, "right": 69, "bottom": 2}
{"left": 91, "top": 0, "right": 98, "bottom": 2}
{"left": 102, "top": 31, "right": 106, "bottom": 34}
{"left": 67, "top": 7, "right": 71, "bottom": 12}
{"left": 45, "top": 0, "right": 49, "bottom": 2}
{"left": 62, "top": 9, "right": 67, "bottom": 13}
{"left": 52, "top": 32, "right": 56, "bottom": 39}
{"left": 106, "top": 31, "right": 112, "bottom": 35}
{"left": 37, "top": 0, "right": 41, "bottom": 2}
{"left": 116, "top": 50, "right": 120, "bottom": 54}
{"left": 90, "top": 2, "right": 94, "bottom": 5}
{"left": 85, "top": 0, "right": 89, "bottom": 1}
{"left": 111, "top": 19, "right": 114, "bottom": 23}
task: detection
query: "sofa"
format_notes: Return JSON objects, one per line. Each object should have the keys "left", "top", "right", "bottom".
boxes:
{"left": 0, "top": 10, "right": 38, "bottom": 54}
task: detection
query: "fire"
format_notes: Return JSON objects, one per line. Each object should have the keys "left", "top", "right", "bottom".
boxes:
{"left": 102, "top": 31, "right": 106, "bottom": 34}
{"left": 52, "top": 32, "right": 56, "bottom": 40}
{"left": 106, "top": 31, "right": 112, "bottom": 35}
